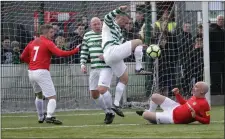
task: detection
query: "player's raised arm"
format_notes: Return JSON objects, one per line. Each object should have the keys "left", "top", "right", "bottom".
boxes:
{"left": 104, "top": 6, "right": 127, "bottom": 26}
{"left": 172, "top": 88, "right": 187, "bottom": 104}
{"left": 47, "top": 41, "right": 80, "bottom": 57}
{"left": 20, "top": 41, "right": 31, "bottom": 64}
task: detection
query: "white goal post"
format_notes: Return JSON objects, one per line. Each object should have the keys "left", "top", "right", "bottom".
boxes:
{"left": 202, "top": 2, "right": 211, "bottom": 106}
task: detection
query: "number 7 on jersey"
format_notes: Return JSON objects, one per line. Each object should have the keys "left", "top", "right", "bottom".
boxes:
{"left": 33, "top": 46, "right": 39, "bottom": 61}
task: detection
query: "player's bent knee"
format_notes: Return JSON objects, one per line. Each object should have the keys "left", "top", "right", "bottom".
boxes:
{"left": 131, "top": 39, "right": 143, "bottom": 51}
{"left": 143, "top": 111, "right": 151, "bottom": 120}
{"left": 143, "top": 111, "right": 157, "bottom": 122}
{"left": 91, "top": 90, "right": 100, "bottom": 99}
{"left": 119, "top": 70, "right": 128, "bottom": 85}
{"left": 97, "top": 86, "right": 108, "bottom": 95}
{"left": 151, "top": 93, "right": 165, "bottom": 104}
{"left": 35, "top": 92, "right": 44, "bottom": 99}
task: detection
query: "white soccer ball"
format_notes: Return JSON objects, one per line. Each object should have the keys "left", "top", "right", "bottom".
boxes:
{"left": 146, "top": 44, "right": 161, "bottom": 59}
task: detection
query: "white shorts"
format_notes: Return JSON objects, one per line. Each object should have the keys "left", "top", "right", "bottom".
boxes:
{"left": 89, "top": 68, "right": 113, "bottom": 91}
{"left": 28, "top": 69, "right": 56, "bottom": 97}
{"left": 103, "top": 41, "right": 132, "bottom": 77}
{"left": 155, "top": 98, "right": 180, "bottom": 124}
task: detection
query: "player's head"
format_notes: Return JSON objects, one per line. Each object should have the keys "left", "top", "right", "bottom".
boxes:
{"left": 192, "top": 81, "right": 209, "bottom": 97}
{"left": 40, "top": 24, "right": 55, "bottom": 40}
{"left": 90, "top": 17, "right": 102, "bottom": 33}
{"left": 115, "top": 13, "right": 130, "bottom": 28}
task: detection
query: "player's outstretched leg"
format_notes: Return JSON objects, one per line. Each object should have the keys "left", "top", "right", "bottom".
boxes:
{"left": 34, "top": 92, "right": 46, "bottom": 123}
{"left": 45, "top": 96, "right": 62, "bottom": 125}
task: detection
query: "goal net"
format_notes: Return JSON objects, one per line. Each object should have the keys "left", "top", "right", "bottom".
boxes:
{"left": 1, "top": 1, "right": 207, "bottom": 112}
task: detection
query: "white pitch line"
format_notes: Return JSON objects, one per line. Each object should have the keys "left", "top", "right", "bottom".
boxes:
{"left": 2, "top": 112, "right": 135, "bottom": 118}
{"left": 1, "top": 124, "right": 140, "bottom": 130}
{"left": 1, "top": 120, "right": 224, "bottom": 131}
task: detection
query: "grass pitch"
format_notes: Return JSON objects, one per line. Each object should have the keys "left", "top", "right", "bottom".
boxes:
{"left": 1, "top": 106, "right": 224, "bottom": 138}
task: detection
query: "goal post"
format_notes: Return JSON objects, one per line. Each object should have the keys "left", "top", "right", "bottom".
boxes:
{"left": 202, "top": 2, "right": 211, "bottom": 106}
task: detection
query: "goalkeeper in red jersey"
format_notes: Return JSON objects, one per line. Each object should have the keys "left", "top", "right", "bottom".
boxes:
{"left": 136, "top": 81, "right": 210, "bottom": 124}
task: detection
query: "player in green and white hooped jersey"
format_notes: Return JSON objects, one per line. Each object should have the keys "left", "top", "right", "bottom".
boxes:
{"left": 102, "top": 6, "right": 152, "bottom": 117}
{"left": 80, "top": 17, "right": 115, "bottom": 124}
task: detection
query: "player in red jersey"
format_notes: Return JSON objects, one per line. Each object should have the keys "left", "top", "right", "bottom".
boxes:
{"left": 20, "top": 24, "right": 80, "bottom": 125}
{"left": 136, "top": 81, "right": 210, "bottom": 124}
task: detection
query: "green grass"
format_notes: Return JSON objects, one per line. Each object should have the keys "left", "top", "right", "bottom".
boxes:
{"left": 1, "top": 106, "right": 224, "bottom": 138}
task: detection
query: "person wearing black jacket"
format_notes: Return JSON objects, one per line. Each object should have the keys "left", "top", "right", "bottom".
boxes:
{"left": 209, "top": 15, "right": 225, "bottom": 94}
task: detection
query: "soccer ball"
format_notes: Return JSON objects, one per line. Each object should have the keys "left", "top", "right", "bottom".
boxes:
{"left": 146, "top": 44, "right": 161, "bottom": 59}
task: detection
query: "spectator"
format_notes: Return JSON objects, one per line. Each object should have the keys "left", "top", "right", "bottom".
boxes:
{"left": 134, "top": 11, "right": 144, "bottom": 34}
{"left": 153, "top": 10, "right": 178, "bottom": 95}
{"left": 82, "top": 16, "right": 89, "bottom": 31}
{"left": 1, "top": 36, "right": 13, "bottom": 64}
{"left": 52, "top": 23, "right": 63, "bottom": 42}
{"left": 16, "top": 24, "right": 33, "bottom": 50}
{"left": 177, "top": 22, "right": 193, "bottom": 94}
{"left": 11, "top": 41, "right": 21, "bottom": 64}
{"left": 190, "top": 24, "right": 204, "bottom": 89}
{"left": 68, "top": 23, "right": 84, "bottom": 63}
{"left": 209, "top": 15, "right": 225, "bottom": 94}
{"left": 52, "top": 36, "right": 71, "bottom": 64}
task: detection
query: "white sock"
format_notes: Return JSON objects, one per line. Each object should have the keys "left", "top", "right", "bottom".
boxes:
{"left": 94, "top": 94, "right": 108, "bottom": 113}
{"left": 47, "top": 99, "right": 56, "bottom": 118}
{"left": 35, "top": 97, "right": 44, "bottom": 120}
{"left": 103, "top": 91, "right": 114, "bottom": 114}
{"left": 148, "top": 100, "right": 158, "bottom": 112}
{"left": 134, "top": 45, "right": 143, "bottom": 71}
{"left": 114, "top": 82, "right": 126, "bottom": 107}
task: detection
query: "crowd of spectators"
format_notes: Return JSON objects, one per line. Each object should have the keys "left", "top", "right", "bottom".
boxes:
{"left": 1, "top": 11, "right": 224, "bottom": 94}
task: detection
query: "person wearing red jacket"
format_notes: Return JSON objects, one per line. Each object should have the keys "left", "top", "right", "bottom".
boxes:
{"left": 136, "top": 81, "right": 210, "bottom": 124}
{"left": 20, "top": 24, "right": 80, "bottom": 125}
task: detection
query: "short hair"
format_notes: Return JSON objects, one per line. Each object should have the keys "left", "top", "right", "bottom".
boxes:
{"left": 3, "top": 36, "right": 10, "bottom": 40}
{"left": 40, "top": 24, "right": 53, "bottom": 35}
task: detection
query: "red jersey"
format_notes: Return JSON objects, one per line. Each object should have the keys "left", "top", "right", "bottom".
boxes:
{"left": 173, "top": 93, "right": 210, "bottom": 124}
{"left": 20, "top": 36, "right": 79, "bottom": 70}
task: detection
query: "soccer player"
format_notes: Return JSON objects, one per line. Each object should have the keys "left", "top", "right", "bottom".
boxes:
{"left": 102, "top": 5, "right": 152, "bottom": 117}
{"left": 20, "top": 24, "right": 80, "bottom": 125}
{"left": 80, "top": 17, "right": 115, "bottom": 124}
{"left": 136, "top": 81, "right": 210, "bottom": 124}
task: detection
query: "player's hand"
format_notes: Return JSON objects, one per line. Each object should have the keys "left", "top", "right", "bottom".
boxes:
{"left": 81, "top": 64, "right": 87, "bottom": 74}
{"left": 75, "top": 44, "right": 81, "bottom": 48}
{"left": 172, "top": 88, "right": 180, "bottom": 95}
{"left": 119, "top": 6, "right": 127, "bottom": 12}
{"left": 98, "top": 55, "right": 104, "bottom": 60}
